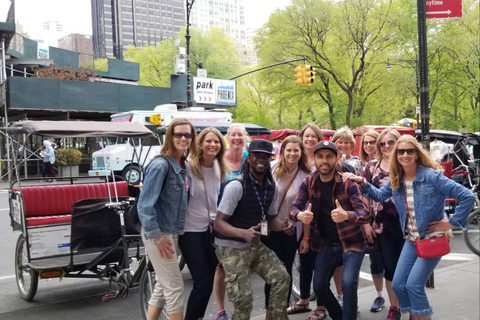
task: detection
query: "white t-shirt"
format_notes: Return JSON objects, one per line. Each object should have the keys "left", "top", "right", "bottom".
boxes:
{"left": 430, "top": 140, "right": 449, "bottom": 162}
{"left": 215, "top": 176, "right": 278, "bottom": 248}
{"left": 184, "top": 163, "right": 221, "bottom": 232}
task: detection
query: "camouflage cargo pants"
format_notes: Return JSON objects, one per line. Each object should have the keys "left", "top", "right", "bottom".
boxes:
{"left": 216, "top": 242, "right": 290, "bottom": 320}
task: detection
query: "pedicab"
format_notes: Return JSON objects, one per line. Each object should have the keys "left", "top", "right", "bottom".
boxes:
{"left": 7, "top": 120, "right": 157, "bottom": 301}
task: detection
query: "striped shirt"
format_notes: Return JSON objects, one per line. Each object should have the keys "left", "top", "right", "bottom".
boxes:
{"left": 405, "top": 180, "right": 444, "bottom": 243}
{"left": 404, "top": 180, "right": 419, "bottom": 242}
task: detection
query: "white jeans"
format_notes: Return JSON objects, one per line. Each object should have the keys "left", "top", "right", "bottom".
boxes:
{"left": 142, "top": 230, "right": 184, "bottom": 315}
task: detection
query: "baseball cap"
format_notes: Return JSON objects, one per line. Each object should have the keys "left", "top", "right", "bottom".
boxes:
{"left": 314, "top": 140, "right": 338, "bottom": 156}
{"left": 248, "top": 139, "right": 274, "bottom": 155}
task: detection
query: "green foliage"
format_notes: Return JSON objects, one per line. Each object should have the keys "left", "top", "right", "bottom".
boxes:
{"left": 56, "top": 148, "right": 82, "bottom": 166}
{"left": 124, "top": 27, "right": 241, "bottom": 87}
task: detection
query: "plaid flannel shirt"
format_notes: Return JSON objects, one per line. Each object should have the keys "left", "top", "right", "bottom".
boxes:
{"left": 290, "top": 170, "right": 370, "bottom": 252}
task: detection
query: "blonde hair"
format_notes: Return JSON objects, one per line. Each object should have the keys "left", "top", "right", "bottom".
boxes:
{"left": 299, "top": 123, "right": 323, "bottom": 141}
{"left": 390, "top": 135, "right": 443, "bottom": 190}
{"left": 376, "top": 129, "right": 401, "bottom": 159}
{"left": 225, "top": 123, "right": 249, "bottom": 146}
{"left": 161, "top": 118, "right": 198, "bottom": 159}
{"left": 188, "top": 127, "right": 231, "bottom": 181}
{"left": 359, "top": 130, "right": 379, "bottom": 163}
{"left": 332, "top": 126, "right": 356, "bottom": 149}
{"left": 273, "top": 136, "right": 311, "bottom": 179}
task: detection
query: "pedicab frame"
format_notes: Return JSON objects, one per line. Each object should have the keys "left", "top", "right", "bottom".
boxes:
{"left": 7, "top": 120, "right": 157, "bottom": 302}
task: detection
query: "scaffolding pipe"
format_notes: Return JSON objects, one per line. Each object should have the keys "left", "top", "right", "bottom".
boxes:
{"left": 1, "top": 38, "right": 12, "bottom": 182}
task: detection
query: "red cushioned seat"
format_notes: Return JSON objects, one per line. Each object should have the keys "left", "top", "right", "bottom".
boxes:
{"left": 13, "top": 181, "right": 130, "bottom": 227}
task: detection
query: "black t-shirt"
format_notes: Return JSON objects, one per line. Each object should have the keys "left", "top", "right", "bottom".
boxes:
{"left": 317, "top": 178, "right": 341, "bottom": 243}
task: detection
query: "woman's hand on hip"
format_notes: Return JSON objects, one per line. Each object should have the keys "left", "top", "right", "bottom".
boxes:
{"left": 428, "top": 218, "right": 454, "bottom": 232}
{"left": 155, "top": 236, "right": 175, "bottom": 259}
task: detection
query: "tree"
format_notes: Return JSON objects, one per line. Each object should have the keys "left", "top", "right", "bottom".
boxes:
{"left": 255, "top": 0, "right": 396, "bottom": 128}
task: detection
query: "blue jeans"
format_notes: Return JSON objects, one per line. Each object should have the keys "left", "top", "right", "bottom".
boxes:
{"left": 392, "top": 241, "right": 441, "bottom": 318}
{"left": 313, "top": 241, "right": 365, "bottom": 320}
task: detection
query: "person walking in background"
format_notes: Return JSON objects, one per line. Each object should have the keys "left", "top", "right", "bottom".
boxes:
{"left": 363, "top": 129, "right": 404, "bottom": 318}
{"left": 343, "top": 135, "right": 475, "bottom": 320}
{"left": 215, "top": 123, "right": 249, "bottom": 320}
{"left": 291, "top": 141, "right": 370, "bottom": 320}
{"left": 41, "top": 140, "right": 56, "bottom": 182}
{"left": 267, "top": 136, "right": 311, "bottom": 318}
{"left": 214, "top": 139, "right": 290, "bottom": 320}
{"left": 179, "top": 128, "right": 231, "bottom": 320}
{"left": 137, "top": 118, "right": 197, "bottom": 320}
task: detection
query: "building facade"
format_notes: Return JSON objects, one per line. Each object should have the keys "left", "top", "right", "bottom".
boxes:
{"left": 190, "top": 0, "right": 247, "bottom": 59}
{"left": 91, "top": 0, "right": 185, "bottom": 59}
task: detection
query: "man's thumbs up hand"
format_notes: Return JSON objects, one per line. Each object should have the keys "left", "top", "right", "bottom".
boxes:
{"left": 331, "top": 199, "right": 348, "bottom": 223}
{"left": 298, "top": 203, "right": 313, "bottom": 225}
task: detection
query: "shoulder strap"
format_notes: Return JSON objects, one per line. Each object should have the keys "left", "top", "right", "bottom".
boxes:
{"left": 278, "top": 168, "right": 300, "bottom": 213}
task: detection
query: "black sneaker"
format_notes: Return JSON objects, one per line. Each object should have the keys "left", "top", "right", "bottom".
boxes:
{"left": 370, "top": 296, "right": 385, "bottom": 312}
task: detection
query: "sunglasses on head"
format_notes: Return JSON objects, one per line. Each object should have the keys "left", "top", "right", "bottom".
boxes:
{"left": 172, "top": 132, "right": 194, "bottom": 139}
{"left": 363, "top": 140, "right": 376, "bottom": 146}
{"left": 396, "top": 148, "right": 417, "bottom": 155}
{"left": 379, "top": 139, "right": 396, "bottom": 148}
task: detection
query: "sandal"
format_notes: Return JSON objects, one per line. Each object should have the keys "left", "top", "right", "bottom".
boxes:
{"left": 306, "top": 309, "right": 328, "bottom": 320}
{"left": 286, "top": 303, "right": 312, "bottom": 314}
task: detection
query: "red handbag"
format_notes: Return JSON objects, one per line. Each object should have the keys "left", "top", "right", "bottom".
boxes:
{"left": 402, "top": 188, "right": 450, "bottom": 259}
{"left": 414, "top": 236, "right": 450, "bottom": 258}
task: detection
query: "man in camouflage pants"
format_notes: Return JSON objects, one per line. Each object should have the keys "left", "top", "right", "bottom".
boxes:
{"left": 214, "top": 139, "right": 290, "bottom": 320}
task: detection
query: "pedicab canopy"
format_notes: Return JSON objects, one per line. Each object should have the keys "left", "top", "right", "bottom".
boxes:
{"left": 8, "top": 120, "right": 157, "bottom": 139}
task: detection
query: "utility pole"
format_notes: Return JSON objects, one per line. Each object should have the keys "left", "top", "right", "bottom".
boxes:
{"left": 185, "top": 0, "right": 195, "bottom": 109}
{"left": 417, "top": 0, "right": 430, "bottom": 151}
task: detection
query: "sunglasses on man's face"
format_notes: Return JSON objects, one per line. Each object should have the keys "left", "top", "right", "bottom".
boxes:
{"left": 396, "top": 148, "right": 417, "bottom": 156}
{"left": 363, "top": 140, "right": 376, "bottom": 146}
{"left": 172, "top": 132, "right": 194, "bottom": 139}
{"left": 379, "top": 139, "right": 396, "bottom": 148}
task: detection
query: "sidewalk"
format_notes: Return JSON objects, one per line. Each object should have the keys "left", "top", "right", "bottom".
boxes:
{"left": 252, "top": 258, "right": 479, "bottom": 320}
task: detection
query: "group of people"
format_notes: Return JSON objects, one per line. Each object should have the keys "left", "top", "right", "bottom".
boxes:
{"left": 136, "top": 119, "right": 475, "bottom": 320}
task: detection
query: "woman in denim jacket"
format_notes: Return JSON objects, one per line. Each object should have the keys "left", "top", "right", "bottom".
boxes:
{"left": 138, "top": 118, "right": 197, "bottom": 320}
{"left": 343, "top": 135, "right": 475, "bottom": 320}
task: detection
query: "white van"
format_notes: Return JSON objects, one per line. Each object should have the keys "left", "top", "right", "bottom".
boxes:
{"left": 88, "top": 104, "right": 232, "bottom": 184}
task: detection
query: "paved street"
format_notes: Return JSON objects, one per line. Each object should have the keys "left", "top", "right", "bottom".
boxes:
{"left": 0, "top": 180, "right": 478, "bottom": 320}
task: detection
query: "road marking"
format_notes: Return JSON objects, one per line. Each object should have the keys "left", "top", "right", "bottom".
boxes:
{"left": 0, "top": 275, "right": 15, "bottom": 282}
{"left": 359, "top": 271, "right": 373, "bottom": 281}
{"left": 442, "top": 253, "right": 478, "bottom": 261}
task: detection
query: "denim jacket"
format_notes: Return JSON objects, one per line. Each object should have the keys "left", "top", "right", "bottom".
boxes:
{"left": 362, "top": 166, "right": 475, "bottom": 239}
{"left": 137, "top": 156, "right": 191, "bottom": 239}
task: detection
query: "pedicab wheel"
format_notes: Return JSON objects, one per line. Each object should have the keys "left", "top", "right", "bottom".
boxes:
{"left": 464, "top": 210, "right": 480, "bottom": 256}
{"left": 291, "top": 251, "right": 317, "bottom": 302}
{"left": 15, "top": 234, "right": 39, "bottom": 301}
{"left": 140, "top": 267, "right": 153, "bottom": 320}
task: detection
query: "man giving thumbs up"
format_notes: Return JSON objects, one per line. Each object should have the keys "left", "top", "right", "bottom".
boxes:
{"left": 290, "top": 140, "right": 369, "bottom": 320}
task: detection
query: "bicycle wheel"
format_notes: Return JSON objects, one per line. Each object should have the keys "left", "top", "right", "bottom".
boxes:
{"left": 291, "top": 251, "right": 316, "bottom": 302}
{"left": 464, "top": 210, "right": 480, "bottom": 256}
{"left": 139, "top": 267, "right": 170, "bottom": 320}
{"left": 15, "top": 234, "right": 39, "bottom": 301}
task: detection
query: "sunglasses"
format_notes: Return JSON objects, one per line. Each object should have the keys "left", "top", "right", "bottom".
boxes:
{"left": 363, "top": 140, "right": 376, "bottom": 146}
{"left": 172, "top": 132, "right": 194, "bottom": 139}
{"left": 396, "top": 148, "right": 417, "bottom": 155}
{"left": 379, "top": 139, "right": 396, "bottom": 148}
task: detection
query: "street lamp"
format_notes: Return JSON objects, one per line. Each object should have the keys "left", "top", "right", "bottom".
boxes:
{"left": 386, "top": 58, "right": 420, "bottom": 127}
{"left": 186, "top": 0, "right": 195, "bottom": 109}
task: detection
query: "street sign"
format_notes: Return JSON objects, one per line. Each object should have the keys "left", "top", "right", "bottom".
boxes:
{"left": 193, "top": 78, "right": 216, "bottom": 104}
{"left": 426, "top": 0, "right": 462, "bottom": 19}
{"left": 193, "top": 78, "right": 237, "bottom": 106}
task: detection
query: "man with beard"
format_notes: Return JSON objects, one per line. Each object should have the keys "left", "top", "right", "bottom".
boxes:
{"left": 290, "top": 141, "right": 369, "bottom": 320}
{"left": 214, "top": 139, "right": 290, "bottom": 320}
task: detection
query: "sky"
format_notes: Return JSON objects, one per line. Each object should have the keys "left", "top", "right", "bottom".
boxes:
{"left": 0, "top": 0, "right": 291, "bottom": 45}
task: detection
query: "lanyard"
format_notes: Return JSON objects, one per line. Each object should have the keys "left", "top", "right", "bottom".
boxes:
{"left": 251, "top": 182, "right": 267, "bottom": 219}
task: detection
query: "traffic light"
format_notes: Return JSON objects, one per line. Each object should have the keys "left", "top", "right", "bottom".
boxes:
{"left": 295, "top": 65, "right": 305, "bottom": 86}
{"left": 304, "top": 65, "right": 315, "bottom": 85}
